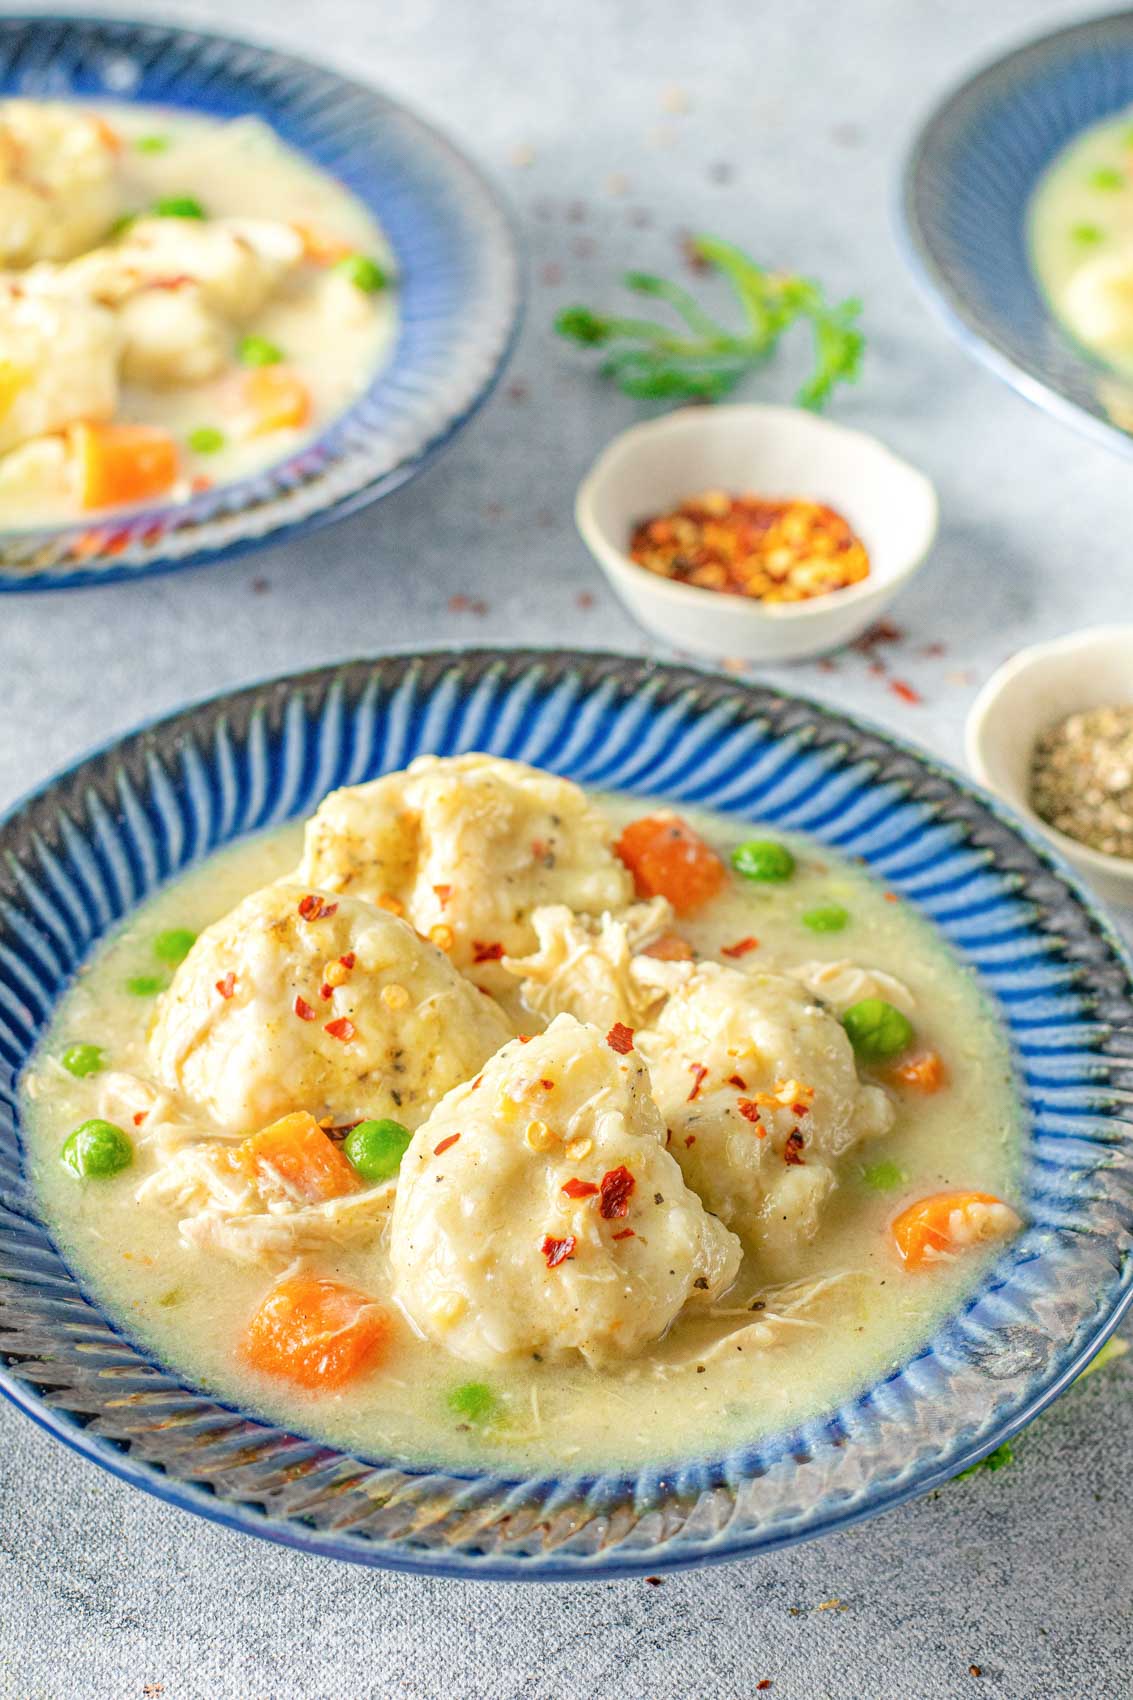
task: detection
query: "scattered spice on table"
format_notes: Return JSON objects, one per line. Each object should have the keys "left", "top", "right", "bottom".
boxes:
{"left": 629, "top": 489, "right": 869, "bottom": 603}
{"left": 1030, "top": 705, "right": 1133, "bottom": 859}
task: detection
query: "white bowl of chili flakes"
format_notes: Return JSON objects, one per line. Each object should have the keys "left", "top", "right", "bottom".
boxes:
{"left": 575, "top": 405, "right": 938, "bottom": 662}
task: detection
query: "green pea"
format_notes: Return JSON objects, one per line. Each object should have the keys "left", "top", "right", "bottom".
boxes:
{"left": 447, "top": 1381, "right": 496, "bottom": 1424}
{"left": 134, "top": 134, "right": 170, "bottom": 155}
{"left": 1089, "top": 166, "right": 1125, "bottom": 191}
{"left": 802, "top": 902, "right": 849, "bottom": 933}
{"left": 60, "top": 1042, "right": 104, "bottom": 1079}
{"left": 1072, "top": 222, "right": 1104, "bottom": 245}
{"left": 61, "top": 1119, "right": 133, "bottom": 1179}
{"left": 187, "top": 427, "right": 225, "bottom": 455}
{"left": 335, "top": 253, "right": 388, "bottom": 293}
{"left": 842, "top": 998, "right": 915, "bottom": 1062}
{"left": 238, "top": 334, "right": 284, "bottom": 368}
{"left": 344, "top": 1118, "right": 412, "bottom": 1183}
{"left": 153, "top": 195, "right": 205, "bottom": 219}
{"left": 859, "top": 1159, "right": 907, "bottom": 1192}
{"left": 126, "top": 975, "right": 166, "bottom": 998}
{"left": 153, "top": 927, "right": 197, "bottom": 964}
{"left": 732, "top": 838, "right": 796, "bottom": 882}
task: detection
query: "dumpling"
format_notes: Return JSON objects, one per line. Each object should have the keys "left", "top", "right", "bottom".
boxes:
{"left": 389, "top": 1013, "right": 741, "bottom": 1366}
{"left": 501, "top": 898, "right": 693, "bottom": 1029}
{"left": 116, "top": 284, "right": 229, "bottom": 386}
{"left": 0, "top": 101, "right": 119, "bottom": 265}
{"left": 636, "top": 964, "right": 894, "bottom": 1269}
{"left": 1062, "top": 246, "right": 1133, "bottom": 358}
{"left": 149, "top": 883, "right": 511, "bottom": 1133}
{"left": 298, "top": 754, "right": 634, "bottom": 982}
{"left": 0, "top": 283, "right": 118, "bottom": 454}
{"left": 51, "top": 215, "right": 303, "bottom": 320}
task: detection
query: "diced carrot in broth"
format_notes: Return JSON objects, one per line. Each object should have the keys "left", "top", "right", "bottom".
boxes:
{"left": 91, "top": 115, "right": 121, "bottom": 153}
{"left": 241, "top": 366, "right": 312, "bottom": 435}
{"left": 244, "top": 1111, "right": 359, "bottom": 1203}
{"left": 241, "top": 1275, "right": 391, "bottom": 1390}
{"left": 891, "top": 1190, "right": 1019, "bottom": 1270}
{"left": 889, "top": 1051, "right": 946, "bottom": 1093}
{"left": 74, "top": 423, "right": 179, "bottom": 510}
{"left": 290, "top": 221, "right": 353, "bottom": 265}
{"left": 616, "top": 814, "right": 726, "bottom": 914}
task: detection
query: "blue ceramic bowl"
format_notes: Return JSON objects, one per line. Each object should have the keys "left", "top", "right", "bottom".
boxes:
{"left": 2, "top": 649, "right": 1132, "bottom": 1580}
{"left": 0, "top": 15, "right": 522, "bottom": 590}
{"left": 902, "top": 11, "right": 1133, "bottom": 454}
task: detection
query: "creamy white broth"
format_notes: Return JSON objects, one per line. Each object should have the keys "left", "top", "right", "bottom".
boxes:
{"left": 0, "top": 102, "right": 395, "bottom": 524}
{"left": 22, "top": 795, "right": 1020, "bottom": 1474}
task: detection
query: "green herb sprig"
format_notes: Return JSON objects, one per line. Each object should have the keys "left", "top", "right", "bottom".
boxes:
{"left": 554, "top": 234, "right": 864, "bottom": 408}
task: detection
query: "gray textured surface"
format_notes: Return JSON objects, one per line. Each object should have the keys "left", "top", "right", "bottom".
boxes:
{"left": 2, "top": 1, "right": 1131, "bottom": 1696}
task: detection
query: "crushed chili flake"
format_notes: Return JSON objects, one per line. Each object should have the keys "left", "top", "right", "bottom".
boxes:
{"left": 132, "top": 1111, "right": 148, "bottom": 1126}
{"left": 791, "top": 1101, "right": 810, "bottom": 1117}
{"left": 599, "top": 1164, "right": 635, "bottom": 1219}
{"left": 324, "top": 1017, "right": 356, "bottom": 1042}
{"left": 784, "top": 1130, "right": 806, "bottom": 1165}
{"left": 687, "top": 1062, "right": 708, "bottom": 1101}
{"left": 727, "top": 1073, "right": 747, "bottom": 1089}
{"left": 721, "top": 935, "right": 759, "bottom": 958}
{"left": 612, "top": 1227, "right": 636, "bottom": 1241}
{"left": 889, "top": 677, "right": 922, "bottom": 706}
{"left": 339, "top": 952, "right": 356, "bottom": 970}
{"left": 542, "top": 1233, "right": 576, "bottom": 1268}
{"left": 473, "top": 940, "right": 505, "bottom": 963}
{"left": 215, "top": 970, "right": 236, "bottom": 999}
{"left": 518, "top": 1034, "right": 532, "bottom": 1044}
{"left": 433, "top": 884, "right": 452, "bottom": 907}
{"left": 606, "top": 1022, "right": 635, "bottom": 1054}
{"left": 736, "top": 1099, "right": 766, "bottom": 1134}
{"left": 320, "top": 983, "right": 333, "bottom": 1000}
{"left": 562, "top": 1178, "right": 599, "bottom": 1199}
{"left": 434, "top": 1133, "right": 461, "bottom": 1156}
{"left": 630, "top": 491, "right": 870, "bottom": 604}
{"left": 293, "top": 995, "right": 316, "bottom": 1021}
{"left": 539, "top": 1077, "right": 555, "bottom": 1091}
{"left": 321, "top": 1119, "right": 361, "bottom": 1142}
{"left": 756, "top": 1684, "right": 772, "bottom": 1692}
{"left": 645, "top": 1575, "right": 663, "bottom": 1586}
{"left": 684, "top": 1134, "right": 697, "bottom": 1147}
{"left": 298, "top": 894, "right": 338, "bottom": 922}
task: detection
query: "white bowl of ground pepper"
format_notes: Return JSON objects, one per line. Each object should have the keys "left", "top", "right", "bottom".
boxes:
{"left": 966, "top": 625, "right": 1133, "bottom": 909}
{"left": 575, "top": 405, "right": 938, "bottom": 662}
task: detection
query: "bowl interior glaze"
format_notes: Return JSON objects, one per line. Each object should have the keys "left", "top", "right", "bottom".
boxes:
{"left": 1, "top": 649, "right": 1131, "bottom": 1580}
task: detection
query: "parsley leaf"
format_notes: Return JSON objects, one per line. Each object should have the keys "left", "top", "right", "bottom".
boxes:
{"left": 555, "top": 233, "right": 864, "bottom": 409}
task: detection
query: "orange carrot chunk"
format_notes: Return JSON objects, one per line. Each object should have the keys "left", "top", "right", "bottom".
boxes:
{"left": 74, "top": 422, "right": 179, "bottom": 510}
{"left": 243, "top": 1111, "right": 359, "bottom": 1204}
{"left": 241, "top": 366, "right": 312, "bottom": 435}
{"left": 616, "top": 813, "right": 726, "bottom": 914}
{"left": 290, "top": 221, "right": 353, "bottom": 265}
{"left": 891, "top": 1190, "right": 1020, "bottom": 1271}
{"left": 889, "top": 1051, "right": 947, "bottom": 1093}
{"left": 241, "top": 1275, "right": 391, "bottom": 1390}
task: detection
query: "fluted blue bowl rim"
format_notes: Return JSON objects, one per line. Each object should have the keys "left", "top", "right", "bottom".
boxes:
{"left": 0, "top": 14, "right": 523, "bottom": 590}
{"left": 1, "top": 646, "right": 1131, "bottom": 1581}
{"left": 900, "top": 10, "right": 1133, "bottom": 456}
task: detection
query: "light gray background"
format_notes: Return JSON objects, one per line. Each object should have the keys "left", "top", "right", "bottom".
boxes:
{"left": 2, "top": 1, "right": 1131, "bottom": 1696}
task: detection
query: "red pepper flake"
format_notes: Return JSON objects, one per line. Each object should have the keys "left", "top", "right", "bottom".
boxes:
{"left": 791, "top": 1101, "right": 810, "bottom": 1117}
{"left": 518, "top": 1035, "right": 532, "bottom": 1044}
{"left": 645, "top": 1576, "right": 663, "bottom": 1586}
{"left": 132, "top": 1111, "right": 148, "bottom": 1127}
{"left": 473, "top": 940, "right": 505, "bottom": 963}
{"left": 433, "top": 884, "right": 452, "bottom": 908}
{"left": 612, "top": 1228, "right": 635, "bottom": 1241}
{"left": 433, "top": 1133, "right": 461, "bottom": 1156}
{"left": 542, "top": 1233, "right": 576, "bottom": 1268}
{"left": 320, "top": 983, "right": 333, "bottom": 1000}
{"left": 339, "top": 952, "right": 356, "bottom": 970}
{"left": 757, "top": 1684, "right": 772, "bottom": 1693}
{"left": 883, "top": 892, "right": 898, "bottom": 904}
{"left": 539, "top": 1077, "right": 555, "bottom": 1091}
{"left": 325, "top": 1017, "right": 356, "bottom": 1042}
{"left": 531, "top": 838, "right": 547, "bottom": 859}
{"left": 293, "top": 995, "right": 316, "bottom": 1021}
{"left": 215, "top": 971, "right": 236, "bottom": 1000}
{"left": 687, "top": 1062, "right": 708, "bottom": 1101}
{"left": 562, "top": 1178, "right": 599, "bottom": 1199}
{"left": 298, "top": 894, "right": 338, "bottom": 922}
{"left": 721, "top": 936, "right": 759, "bottom": 958}
{"left": 889, "top": 678, "right": 922, "bottom": 706}
{"left": 727, "top": 1073, "right": 747, "bottom": 1089}
{"left": 606, "top": 1022, "right": 635, "bottom": 1054}
{"left": 736, "top": 1100, "right": 766, "bottom": 1135}
{"left": 684, "top": 1134, "right": 697, "bottom": 1147}
{"left": 784, "top": 1130, "right": 806, "bottom": 1165}
{"left": 599, "top": 1164, "right": 635, "bottom": 1219}
{"left": 470, "top": 1074, "right": 483, "bottom": 1091}
{"left": 577, "top": 590, "right": 595, "bottom": 610}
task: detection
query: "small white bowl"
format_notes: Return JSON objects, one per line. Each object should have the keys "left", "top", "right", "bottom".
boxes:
{"left": 574, "top": 405, "right": 939, "bottom": 662}
{"left": 966, "top": 625, "right": 1133, "bottom": 909}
